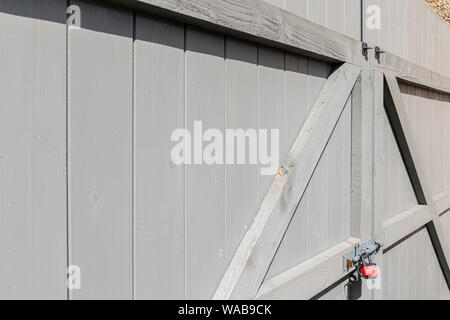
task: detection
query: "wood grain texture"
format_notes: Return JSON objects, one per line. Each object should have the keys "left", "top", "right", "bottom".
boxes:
{"left": 257, "top": 238, "right": 360, "bottom": 300}
{"left": 107, "top": 0, "right": 362, "bottom": 64}
{"left": 68, "top": 0, "right": 133, "bottom": 299}
{"left": 0, "top": 0, "right": 67, "bottom": 299}
{"left": 435, "top": 191, "right": 450, "bottom": 216}
{"left": 382, "top": 205, "right": 432, "bottom": 249}
{"left": 270, "top": 97, "right": 352, "bottom": 278}
{"left": 214, "top": 63, "right": 360, "bottom": 300}
{"left": 381, "top": 53, "right": 450, "bottom": 95}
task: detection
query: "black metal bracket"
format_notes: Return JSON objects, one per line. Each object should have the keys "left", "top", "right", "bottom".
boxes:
{"left": 375, "top": 46, "right": 385, "bottom": 62}
{"left": 362, "top": 42, "right": 373, "bottom": 60}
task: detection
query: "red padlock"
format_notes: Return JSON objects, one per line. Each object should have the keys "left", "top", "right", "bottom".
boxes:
{"left": 359, "top": 263, "right": 378, "bottom": 279}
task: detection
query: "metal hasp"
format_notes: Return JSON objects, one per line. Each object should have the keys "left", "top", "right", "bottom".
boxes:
{"left": 375, "top": 46, "right": 385, "bottom": 62}
{"left": 343, "top": 239, "right": 383, "bottom": 273}
{"left": 362, "top": 42, "right": 373, "bottom": 60}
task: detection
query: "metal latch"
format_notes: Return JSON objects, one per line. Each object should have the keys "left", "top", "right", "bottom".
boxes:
{"left": 362, "top": 42, "right": 373, "bottom": 59}
{"left": 375, "top": 46, "right": 385, "bottom": 61}
{"left": 343, "top": 239, "right": 383, "bottom": 279}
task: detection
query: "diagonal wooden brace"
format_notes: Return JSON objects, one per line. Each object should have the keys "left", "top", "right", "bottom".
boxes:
{"left": 214, "top": 63, "right": 361, "bottom": 300}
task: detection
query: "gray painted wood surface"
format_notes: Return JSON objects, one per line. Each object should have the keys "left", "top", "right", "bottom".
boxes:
{"left": 0, "top": 0, "right": 67, "bottom": 299}
{"left": 442, "top": 211, "right": 450, "bottom": 238}
{"left": 384, "top": 72, "right": 450, "bottom": 288}
{"left": 134, "top": 13, "right": 185, "bottom": 299}
{"left": 185, "top": 26, "right": 226, "bottom": 299}
{"left": 366, "top": 0, "right": 450, "bottom": 78}
{"left": 1, "top": 0, "right": 449, "bottom": 300}
{"left": 257, "top": 46, "right": 286, "bottom": 279}
{"left": 374, "top": 97, "right": 418, "bottom": 222}
{"left": 267, "top": 0, "right": 361, "bottom": 40}
{"left": 372, "top": 69, "right": 385, "bottom": 300}
{"left": 68, "top": 0, "right": 133, "bottom": 299}
{"left": 107, "top": 0, "right": 362, "bottom": 64}
{"left": 257, "top": 238, "right": 360, "bottom": 300}
{"left": 268, "top": 98, "right": 352, "bottom": 279}
{"left": 214, "top": 63, "right": 360, "bottom": 300}
{"left": 130, "top": 10, "right": 356, "bottom": 299}
{"left": 383, "top": 228, "right": 450, "bottom": 300}
{"left": 400, "top": 84, "right": 450, "bottom": 205}
{"left": 224, "top": 37, "right": 259, "bottom": 278}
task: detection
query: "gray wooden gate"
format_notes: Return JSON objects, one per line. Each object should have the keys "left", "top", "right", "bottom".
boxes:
{"left": 0, "top": 0, "right": 449, "bottom": 299}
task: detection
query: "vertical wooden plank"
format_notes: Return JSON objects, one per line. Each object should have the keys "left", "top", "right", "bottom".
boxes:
{"left": 185, "top": 26, "right": 225, "bottom": 299}
{"left": 275, "top": 53, "right": 309, "bottom": 272}
{"left": 345, "top": 0, "right": 361, "bottom": 40}
{"left": 402, "top": 87, "right": 450, "bottom": 207}
{"left": 281, "top": 99, "right": 352, "bottom": 274}
{"left": 307, "top": 0, "right": 327, "bottom": 26}
{"left": 327, "top": 105, "right": 346, "bottom": 246}
{"left": 326, "top": 0, "right": 346, "bottom": 35}
{"left": 285, "top": 0, "right": 308, "bottom": 19}
{"left": 224, "top": 37, "right": 258, "bottom": 270}
{"left": 383, "top": 228, "right": 450, "bottom": 299}
{"left": 430, "top": 92, "right": 441, "bottom": 197}
{"left": 283, "top": 194, "right": 309, "bottom": 270}
{"left": 0, "top": 0, "right": 67, "bottom": 299}
{"left": 441, "top": 212, "right": 450, "bottom": 243}
{"left": 407, "top": 0, "right": 418, "bottom": 64}
{"left": 417, "top": 0, "right": 426, "bottom": 69}
{"left": 372, "top": 70, "right": 384, "bottom": 300}
{"left": 376, "top": 95, "right": 418, "bottom": 222}
{"left": 257, "top": 47, "right": 285, "bottom": 204}
{"left": 351, "top": 60, "right": 374, "bottom": 300}
{"left": 342, "top": 101, "right": 352, "bottom": 242}
{"left": 445, "top": 97, "right": 450, "bottom": 194}
{"left": 258, "top": 46, "right": 285, "bottom": 279}
{"left": 363, "top": 0, "right": 378, "bottom": 45}
{"left": 68, "top": 0, "right": 133, "bottom": 299}
{"left": 284, "top": 54, "right": 309, "bottom": 152}
{"left": 134, "top": 13, "right": 185, "bottom": 299}
{"left": 351, "top": 74, "right": 363, "bottom": 239}
{"left": 272, "top": 58, "right": 336, "bottom": 275}
{"left": 413, "top": 88, "right": 433, "bottom": 194}
{"left": 273, "top": 55, "right": 330, "bottom": 277}
{"left": 305, "top": 59, "right": 330, "bottom": 259}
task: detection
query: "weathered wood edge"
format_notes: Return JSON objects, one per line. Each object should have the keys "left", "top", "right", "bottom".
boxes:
{"left": 378, "top": 52, "right": 450, "bottom": 95}
{"left": 435, "top": 191, "right": 450, "bottom": 216}
{"left": 105, "top": 0, "right": 450, "bottom": 97}
{"left": 372, "top": 69, "right": 385, "bottom": 300}
{"left": 256, "top": 238, "right": 360, "bottom": 300}
{"left": 382, "top": 205, "right": 432, "bottom": 249}
{"left": 212, "top": 63, "right": 360, "bottom": 300}
{"left": 350, "top": 57, "right": 375, "bottom": 300}
{"left": 104, "top": 0, "right": 362, "bottom": 64}
{"left": 384, "top": 72, "right": 450, "bottom": 289}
